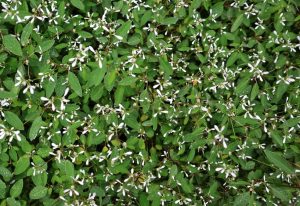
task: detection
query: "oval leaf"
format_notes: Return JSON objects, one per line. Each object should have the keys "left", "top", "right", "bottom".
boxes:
{"left": 68, "top": 71, "right": 82, "bottom": 97}
{"left": 264, "top": 150, "right": 294, "bottom": 174}
{"left": 29, "top": 186, "right": 48, "bottom": 199}
{"left": 3, "top": 35, "right": 23, "bottom": 56}
{"left": 10, "top": 179, "right": 23, "bottom": 198}
{"left": 14, "top": 155, "right": 30, "bottom": 175}
{"left": 4, "top": 111, "right": 24, "bottom": 130}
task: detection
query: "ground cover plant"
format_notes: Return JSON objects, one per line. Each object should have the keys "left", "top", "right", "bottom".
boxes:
{"left": 0, "top": 0, "right": 300, "bottom": 205}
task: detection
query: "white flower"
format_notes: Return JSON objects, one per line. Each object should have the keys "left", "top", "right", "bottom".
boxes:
{"left": 23, "top": 84, "right": 36, "bottom": 94}
{"left": 64, "top": 185, "right": 79, "bottom": 197}
{"left": 41, "top": 96, "right": 56, "bottom": 111}
{"left": 213, "top": 125, "right": 228, "bottom": 148}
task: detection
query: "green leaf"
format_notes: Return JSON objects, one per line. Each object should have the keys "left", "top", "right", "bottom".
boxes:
{"left": 272, "top": 83, "right": 288, "bottom": 103}
{"left": 77, "top": 31, "right": 93, "bottom": 38}
{"left": 125, "top": 114, "right": 141, "bottom": 130}
{"left": 36, "top": 39, "right": 55, "bottom": 53}
{"left": 176, "top": 173, "right": 193, "bottom": 193}
{"left": 0, "top": 179, "right": 6, "bottom": 199}
{"left": 114, "top": 86, "right": 125, "bottom": 105}
{"left": 235, "top": 76, "right": 250, "bottom": 95}
{"left": 21, "top": 22, "right": 34, "bottom": 46}
{"left": 279, "top": 117, "right": 300, "bottom": 128}
{"left": 231, "top": 14, "right": 244, "bottom": 32}
{"left": 115, "top": 21, "right": 131, "bottom": 41}
{"left": 29, "top": 117, "right": 44, "bottom": 141}
{"left": 226, "top": 52, "right": 239, "bottom": 67}
{"left": 6, "top": 198, "right": 21, "bottom": 206}
{"left": 70, "top": 0, "right": 85, "bottom": 10}
{"left": 191, "top": 0, "right": 202, "bottom": 10}
{"left": 119, "top": 76, "right": 137, "bottom": 86}
{"left": 10, "top": 179, "right": 23, "bottom": 198}
{"left": 250, "top": 83, "right": 259, "bottom": 101}
{"left": 211, "top": 2, "right": 224, "bottom": 18}
{"left": 0, "top": 90, "right": 17, "bottom": 99}
{"left": 104, "top": 70, "right": 117, "bottom": 92}
{"left": 57, "top": 160, "right": 74, "bottom": 179}
{"left": 68, "top": 71, "right": 82, "bottom": 97}
{"left": 140, "top": 10, "right": 152, "bottom": 26}
{"left": 270, "top": 186, "right": 291, "bottom": 202}
{"left": 3, "top": 35, "right": 23, "bottom": 56}
{"left": 128, "top": 34, "right": 141, "bottom": 45}
{"left": 264, "top": 150, "right": 294, "bottom": 174}
{"left": 160, "top": 17, "right": 178, "bottom": 25}
{"left": 87, "top": 62, "right": 107, "bottom": 87}
{"left": 0, "top": 166, "right": 13, "bottom": 181}
{"left": 139, "top": 193, "right": 149, "bottom": 206}
{"left": 29, "top": 186, "right": 48, "bottom": 199}
{"left": 159, "top": 57, "right": 173, "bottom": 77}
{"left": 234, "top": 192, "right": 250, "bottom": 206}
{"left": 14, "top": 155, "right": 30, "bottom": 175}
{"left": 187, "top": 149, "right": 195, "bottom": 162}
{"left": 4, "top": 111, "right": 24, "bottom": 130}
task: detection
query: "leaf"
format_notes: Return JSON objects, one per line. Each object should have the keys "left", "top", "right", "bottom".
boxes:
{"left": 29, "top": 186, "right": 48, "bottom": 199}
{"left": 279, "top": 117, "right": 300, "bottom": 128}
{"left": 119, "top": 76, "right": 137, "bottom": 86}
{"left": 44, "top": 77, "right": 56, "bottom": 98}
{"left": 70, "top": 0, "right": 85, "bottom": 10}
{"left": 36, "top": 39, "right": 55, "bottom": 53}
{"left": 3, "top": 35, "right": 23, "bottom": 56}
{"left": 68, "top": 71, "right": 82, "bottom": 97}
{"left": 184, "top": 127, "right": 205, "bottom": 142}
{"left": 21, "top": 22, "right": 34, "bottom": 45}
{"left": 4, "top": 111, "right": 24, "bottom": 130}
{"left": 14, "top": 155, "right": 30, "bottom": 175}
{"left": 211, "top": 2, "right": 224, "bottom": 18}
{"left": 0, "top": 179, "right": 6, "bottom": 199}
{"left": 140, "top": 10, "right": 152, "bottom": 26}
{"left": 160, "top": 17, "right": 178, "bottom": 25}
{"left": 139, "top": 193, "right": 149, "bottom": 206}
{"left": 264, "top": 150, "right": 294, "bottom": 174}
{"left": 77, "top": 30, "right": 93, "bottom": 38}
{"left": 226, "top": 52, "right": 239, "bottom": 67}
{"left": 114, "top": 86, "right": 125, "bottom": 105}
{"left": 6, "top": 198, "right": 21, "bottom": 206}
{"left": 58, "top": 160, "right": 74, "bottom": 179}
{"left": 270, "top": 186, "right": 291, "bottom": 202}
{"left": 187, "top": 149, "right": 195, "bottom": 162}
{"left": 235, "top": 76, "right": 250, "bottom": 95}
{"left": 270, "top": 130, "right": 283, "bottom": 147}
{"left": 104, "top": 70, "right": 117, "bottom": 92}
{"left": 0, "top": 90, "right": 17, "bottom": 99}
{"left": 0, "top": 166, "right": 13, "bottom": 181}
{"left": 87, "top": 62, "right": 107, "bottom": 87}
{"left": 125, "top": 114, "right": 141, "bottom": 130}
{"left": 128, "top": 34, "right": 141, "bottom": 45}
{"left": 234, "top": 192, "right": 250, "bottom": 206}
{"left": 115, "top": 21, "right": 131, "bottom": 40}
{"left": 272, "top": 83, "right": 288, "bottom": 103}
{"left": 191, "top": 0, "right": 202, "bottom": 10}
{"left": 29, "top": 117, "right": 44, "bottom": 141}
{"left": 250, "top": 83, "right": 259, "bottom": 101}
{"left": 10, "top": 179, "right": 23, "bottom": 198}
{"left": 231, "top": 14, "right": 244, "bottom": 32}
{"left": 159, "top": 57, "right": 173, "bottom": 77}
{"left": 176, "top": 173, "right": 193, "bottom": 193}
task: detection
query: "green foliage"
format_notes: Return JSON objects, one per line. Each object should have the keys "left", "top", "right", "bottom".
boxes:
{"left": 0, "top": 0, "right": 299, "bottom": 205}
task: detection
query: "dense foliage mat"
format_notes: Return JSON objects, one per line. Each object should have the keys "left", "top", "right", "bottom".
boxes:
{"left": 0, "top": 0, "right": 300, "bottom": 205}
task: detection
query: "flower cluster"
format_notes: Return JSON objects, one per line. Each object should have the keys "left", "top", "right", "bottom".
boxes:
{"left": 0, "top": 0, "right": 299, "bottom": 205}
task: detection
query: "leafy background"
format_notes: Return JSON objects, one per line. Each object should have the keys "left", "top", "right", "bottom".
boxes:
{"left": 0, "top": 0, "right": 300, "bottom": 205}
